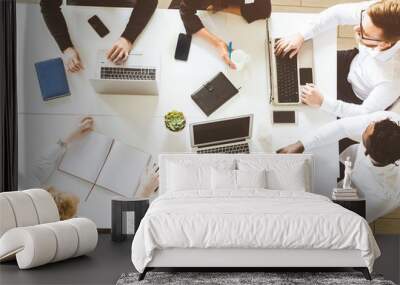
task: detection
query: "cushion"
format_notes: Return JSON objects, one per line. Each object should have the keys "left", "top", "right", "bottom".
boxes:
{"left": 0, "top": 218, "right": 97, "bottom": 269}
{"left": 1, "top": 191, "right": 39, "bottom": 227}
{"left": 236, "top": 169, "right": 267, "bottom": 189}
{"left": 211, "top": 168, "right": 237, "bottom": 190}
{"left": 167, "top": 163, "right": 211, "bottom": 191}
{"left": 237, "top": 158, "right": 309, "bottom": 191}
{"left": 211, "top": 169, "right": 268, "bottom": 191}
{"left": 165, "top": 159, "right": 235, "bottom": 192}
{"left": 0, "top": 196, "right": 16, "bottom": 237}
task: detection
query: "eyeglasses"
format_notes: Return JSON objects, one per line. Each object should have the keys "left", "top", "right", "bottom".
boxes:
{"left": 359, "top": 10, "right": 383, "bottom": 42}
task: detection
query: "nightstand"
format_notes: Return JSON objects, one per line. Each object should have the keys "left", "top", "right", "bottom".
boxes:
{"left": 111, "top": 198, "right": 149, "bottom": 242}
{"left": 332, "top": 199, "right": 366, "bottom": 219}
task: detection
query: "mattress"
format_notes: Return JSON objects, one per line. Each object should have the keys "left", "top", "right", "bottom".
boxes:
{"left": 131, "top": 190, "right": 380, "bottom": 273}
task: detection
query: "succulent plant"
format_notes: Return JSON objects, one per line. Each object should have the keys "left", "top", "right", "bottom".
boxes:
{"left": 164, "top": 110, "right": 186, "bottom": 132}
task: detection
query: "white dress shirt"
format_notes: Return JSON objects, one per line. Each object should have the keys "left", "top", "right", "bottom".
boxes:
{"left": 300, "top": 1, "right": 400, "bottom": 118}
{"left": 301, "top": 111, "right": 400, "bottom": 221}
{"left": 18, "top": 143, "right": 66, "bottom": 189}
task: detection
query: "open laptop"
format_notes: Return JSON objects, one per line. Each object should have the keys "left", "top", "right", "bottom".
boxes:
{"left": 190, "top": 114, "right": 253, "bottom": 154}
{"left": 266, "top": 20, "right": 315, "bottom": 105}
{"left": 89, "top": 50, "right": 159, "bottom": 95}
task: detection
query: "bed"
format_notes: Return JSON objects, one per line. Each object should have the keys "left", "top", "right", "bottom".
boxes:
{"left": 131, "top": 154, "right": 380, "bottom": 281}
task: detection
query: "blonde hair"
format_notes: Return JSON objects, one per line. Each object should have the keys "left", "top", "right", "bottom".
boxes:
{"left": 368, "top": 0, "right": 400, "bottom": 42}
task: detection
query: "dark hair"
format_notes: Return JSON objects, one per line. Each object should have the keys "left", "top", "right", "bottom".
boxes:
{"left": 365, "top": 118, "right": 400, "bottom": 166}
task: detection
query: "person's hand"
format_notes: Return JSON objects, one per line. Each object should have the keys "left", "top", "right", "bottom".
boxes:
{"left": 276, "top": 141, "right": 305, "bottom": 154}
{"left": 136, "top": 164, "right": 159, "bottom": 198}
{"left": 64, "top": 117, "right": 94, "bottom": 145}
{"left": 215, "top": 40, "right": 236, "bottom": 69}
{"left": 63, "top": 47, "right": 84, "bottom": 73}
{"left": 274, "top": 33, "right": 304, "bottom": 58}
{"left": 107, "top": 37, "right": 133, "bottom": 65}
{"left": 301, "top": 84, "right": 324, "bottom": 108}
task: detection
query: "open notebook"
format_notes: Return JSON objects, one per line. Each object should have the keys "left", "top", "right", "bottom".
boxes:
{"left": 58, "top": 132, "right": 151, "bottom": 200}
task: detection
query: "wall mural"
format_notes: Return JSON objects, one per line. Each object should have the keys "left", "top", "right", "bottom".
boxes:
{"left": 17, "top": 1, "right": 400, "bottom": 230}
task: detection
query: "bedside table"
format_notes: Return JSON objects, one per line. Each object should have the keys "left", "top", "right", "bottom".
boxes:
{"left": 111, "top": 198, "right": 150, "bottom": 242}
{"left": 332, "top": 199, "right": 366, "bottom": 219}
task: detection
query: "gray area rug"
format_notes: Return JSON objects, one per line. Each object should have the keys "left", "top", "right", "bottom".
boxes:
{"left": 116, "top": 272, "right": 396, "bottom": 285}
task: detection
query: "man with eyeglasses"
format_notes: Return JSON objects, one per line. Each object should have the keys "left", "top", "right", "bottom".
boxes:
{"left": 277, "top": 111, "right": 400, "bottom": 222}
{"left": 275, "top": 0, "right": 400, "bottom": 118}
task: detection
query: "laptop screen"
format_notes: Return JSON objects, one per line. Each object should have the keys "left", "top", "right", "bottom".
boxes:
{"left": 192, "top": 115, "right": 252, "bottom": 147}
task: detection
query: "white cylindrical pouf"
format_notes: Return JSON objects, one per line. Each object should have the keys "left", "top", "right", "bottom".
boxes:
{"left": 0, "top": 226, "right": 58, "bottom": 269}
{"left": 0, "top": 196, "right": 17, "bottom": 237}
{"left": 24, "top": 189, "right": 60, "bottom": 224}
{"left": 1, "top": 192, "right": 39, "bottom": 227}
{"left": 65, "top": 218, "right": 98, "bottom": 257}
{"left": 42, "top": 221, "right": 79, "bottom": 262}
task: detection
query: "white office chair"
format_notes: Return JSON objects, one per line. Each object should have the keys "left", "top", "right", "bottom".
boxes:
{"left": 0, "top": 189, "right": 98, "bottom": 269}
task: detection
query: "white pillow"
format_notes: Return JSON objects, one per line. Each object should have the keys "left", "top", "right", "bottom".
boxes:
{"left": 167, "top": 163, "right": 210, "bottom": 191}
{"left": 165, "top": 158, "right": 235, "bottom": 192}
{"left": 211, "top": 168, "right": 236, "bottom": 190}
{"left": 211, "top": 169, "right": 268, "bottom": 190}
{"left": 237, "top": 158, "right": 309, "bottom": 191}
{"left": 236, "top": 169, "right": 267, "bottom": 189}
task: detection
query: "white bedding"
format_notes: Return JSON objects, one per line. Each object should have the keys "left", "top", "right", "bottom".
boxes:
{"left": 131, "top": 190, "right": 380, "bottom": 273}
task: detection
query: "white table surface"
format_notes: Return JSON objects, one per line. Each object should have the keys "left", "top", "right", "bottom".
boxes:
{"left": 17, "top": 3, "right": 338, "bottom": 228}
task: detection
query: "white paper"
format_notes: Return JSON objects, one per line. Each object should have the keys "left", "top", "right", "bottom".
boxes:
{"left": 96, "top": 141, "right": 150, "bottom": 198}
{"left": 58, "top": 132, "right": 113, "bottom": 183}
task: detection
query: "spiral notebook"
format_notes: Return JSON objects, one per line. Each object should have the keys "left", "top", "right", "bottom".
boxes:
{"left": 191, "top": 72, "right": 239, "bottom": 116}
{"left": 58, "top": 132, "right": 150, "bottom": 200}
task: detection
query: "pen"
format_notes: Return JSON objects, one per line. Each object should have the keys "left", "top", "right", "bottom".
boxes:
{"left": 228, "top": 41, "right": 233, "bottom": 59}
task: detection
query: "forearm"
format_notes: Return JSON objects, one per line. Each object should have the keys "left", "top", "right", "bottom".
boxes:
{"left": 40, "top": 0, "right": 73, "bottom": 52}
{"left": 321, "top": 97, "right": 371, "bottom": 118}
{"left": 299, "top": 1, "right": 370, "bottom": 40}
{"left": 121, "top": 0, "right": 158, "bottom": 44}
{"left": 180, "top": 0, "right": 204, "bottom": 35}
{"left": 300, "top": 120, "right": 348, "bottom": 151}
{"left": 33, "top": 142, "right": 66, "bottom": 185}
{"left": 321, "top": 84, "right": 400, "bottom": 118}
{"left": 222, "top": 6, "right": 241, "bottom": 16}
{"left": 196, "top": 28, "right": 222, "bottom": 47}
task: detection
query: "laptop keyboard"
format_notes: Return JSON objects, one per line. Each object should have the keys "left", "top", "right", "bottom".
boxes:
{"left": 197, "top": 143, "right": 250, "bottom": 154}
{"left": 100, "top": 67, "right": 156, "bottom": 80}
{"left": 275, "top": 40, "right": 299, "bottom": 103}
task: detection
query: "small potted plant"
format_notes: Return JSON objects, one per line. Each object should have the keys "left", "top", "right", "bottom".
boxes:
{"left": 164, "top": 110, "right": 186, "bottom": 132}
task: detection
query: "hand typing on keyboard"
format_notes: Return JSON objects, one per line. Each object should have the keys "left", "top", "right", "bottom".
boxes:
{"left": 107, "top": 37, "right": 133, "bottom": 65}
{"left": 275, "top": 33, "right": 304, "bottom": 58}
{"left": 301, "top": 83, "right": 324, "bottom": 108}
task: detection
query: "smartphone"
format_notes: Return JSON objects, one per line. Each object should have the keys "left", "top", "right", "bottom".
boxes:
{"left": 299, "top": 68, "right": 313, "bottom": 85}
{"left": 272, "top": 110, "right": 296, "bottom": 124}
{"left": 88, "top": 15, "right": 110, "bottom": 38}
{"left": 175, "top": 33, "right": 192, "bottom": 61}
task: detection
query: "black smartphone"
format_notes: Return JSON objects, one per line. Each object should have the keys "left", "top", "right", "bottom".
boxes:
{"left": 88, "top": 15, "right": 110, "bottom": 38}
{"left": 175, "top": 33, "right": 192, "bottom": 61}
{"left": 299, "top": 68, "right": 313, "bottom": 85}
{"left": 272, "top": 110, "right": 296, "bottom": 124}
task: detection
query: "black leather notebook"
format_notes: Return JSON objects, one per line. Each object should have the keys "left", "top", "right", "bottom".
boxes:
{"left": 191, "top": 72, "right": 239, "bottom": 116}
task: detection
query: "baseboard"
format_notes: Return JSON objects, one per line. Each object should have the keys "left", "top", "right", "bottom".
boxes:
{"left": 97, "top": 228, "right": 111, "bottom": 234}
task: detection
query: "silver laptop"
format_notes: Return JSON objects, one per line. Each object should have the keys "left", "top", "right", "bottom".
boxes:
{"left": 266, "top": 20, "right": 314, "bottom": 105}
{"left": 90, "top": 50, "right": 159, "bottom": 95}
{"left": 190, "top": 114, "right": 253, "bottom": 154}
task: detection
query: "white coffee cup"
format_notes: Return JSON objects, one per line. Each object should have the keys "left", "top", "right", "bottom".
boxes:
{"left": 231, "top": 49, "right": 250, "bottom": 71}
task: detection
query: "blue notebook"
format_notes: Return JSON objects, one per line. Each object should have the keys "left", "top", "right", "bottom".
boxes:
{"left": 35, "top": 58, "right": 70, "bottom": 101}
